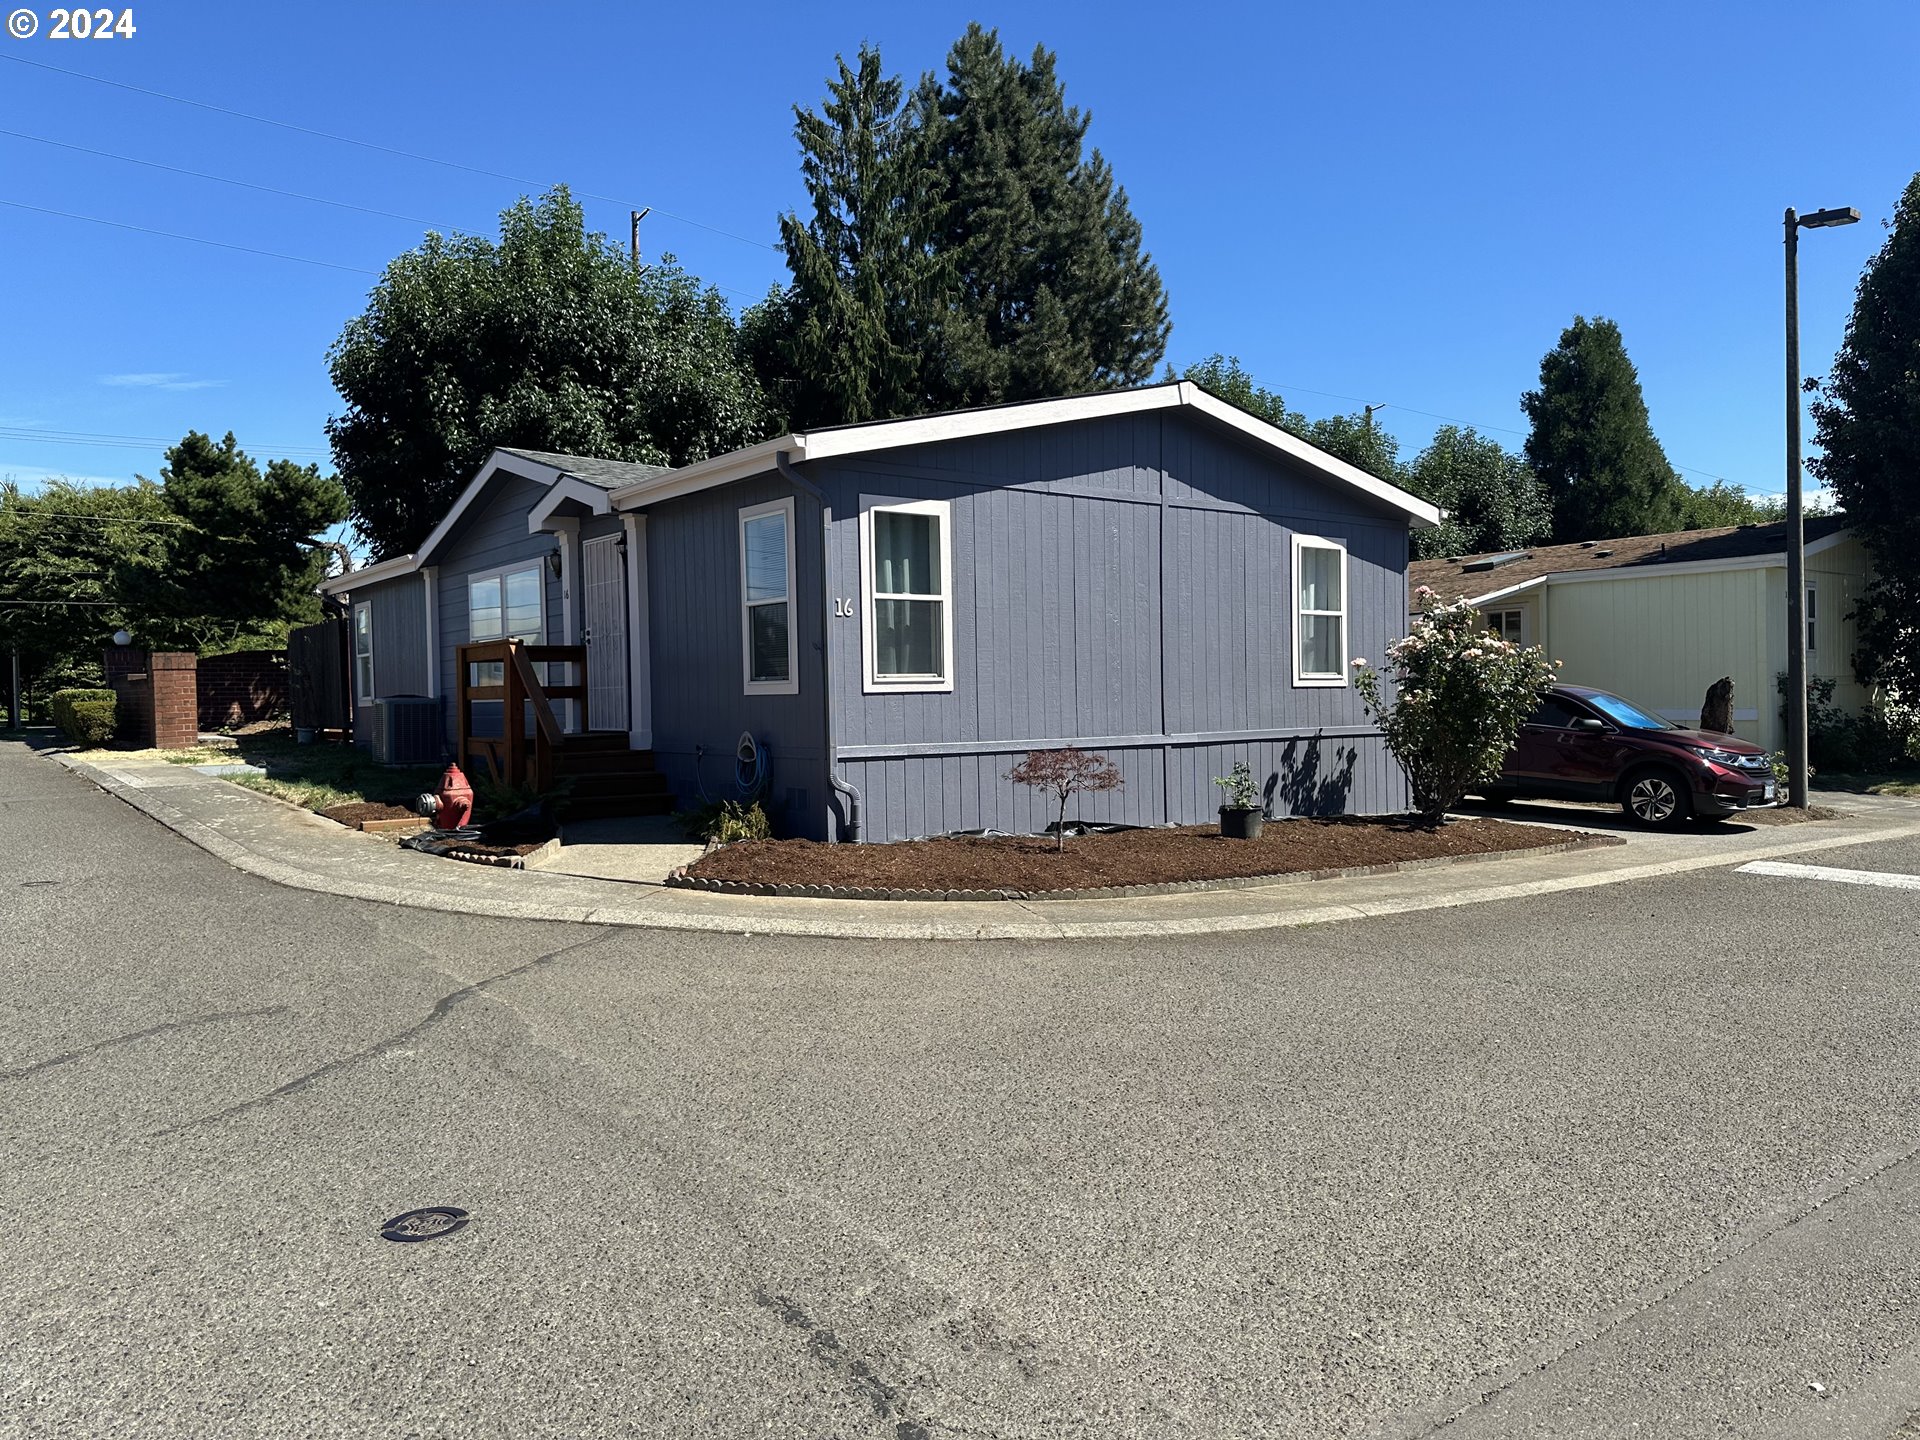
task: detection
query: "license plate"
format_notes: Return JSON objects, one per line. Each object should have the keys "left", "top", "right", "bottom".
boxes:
{"left": 1762, "top": 782, "right": 1776, "bottom": 802}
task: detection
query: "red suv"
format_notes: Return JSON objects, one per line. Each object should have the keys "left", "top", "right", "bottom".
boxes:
{"left": 1478, "top": 684, "right": 1778, "bottom": 826}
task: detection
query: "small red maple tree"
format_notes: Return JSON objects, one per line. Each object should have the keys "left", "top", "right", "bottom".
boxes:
{"left": 1006, "top": 747, "right": 1124, "bottom": 852}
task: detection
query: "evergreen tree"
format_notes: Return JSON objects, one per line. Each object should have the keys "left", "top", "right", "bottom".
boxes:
{"left": 116, "top": 432, "right": 348, "bottom": 652}
{"left": 1809, "top": 173, "right": 1920, "bottom": 693}
{"left": 920, "top": 25, "right": 1170, "bottom": 406}
{"left": 0, "top": 477, "right": 169, "bottom": 704}
{"left": 744, "top": 47, "right": 940, "bottom": 430}
{"left": 1521, "top": 316, "right": 1689, "bottom": 541}
{"left": 329, "top": 188, "right": 769, "bottom": 557}
{"left": 1405, "top": 426, "right": 1551, "bottom": 560}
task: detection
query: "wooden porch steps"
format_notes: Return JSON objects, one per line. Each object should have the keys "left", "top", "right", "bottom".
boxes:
{"left": 552, "top": 733, "right": 674, "bottom": 819}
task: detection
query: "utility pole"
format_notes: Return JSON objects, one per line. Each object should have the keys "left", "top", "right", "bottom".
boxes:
{"left": 630, "top": 206, "right": 652, "bottom": 268}
{"left": 1364, "top": 402, "right": 1388, "bottom": 432}
{"left": 1783, "top": 202, "right": 1859, "bottom": 809}
{"left": 8, "top": 648, "right": 18, "bottom": 731}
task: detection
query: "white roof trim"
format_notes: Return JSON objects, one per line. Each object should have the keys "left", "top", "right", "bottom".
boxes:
{"left": 607, "top": 383, "right": 1444, "bottom": 527}
{"left": 1430, "top": 574, "right": 1548, "bottom": 607}
{"left": 527, "top": 475, "right": 611, "bottom": 532}
{"left": 319, "top": 551, "right": 417, "bottom": 595}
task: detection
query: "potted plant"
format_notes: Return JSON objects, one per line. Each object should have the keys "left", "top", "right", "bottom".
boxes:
{"left": 1213, "top": 761, "right": 1264, "bottom": 839}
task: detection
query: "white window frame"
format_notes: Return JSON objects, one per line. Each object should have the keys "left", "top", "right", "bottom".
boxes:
{"left": 465, "top": 561, "right": 546, "bottom": 646}
{"left": 352, "top": 600, "right": 374, "bottom": 705}
{"left": 465, "top": 561, "right": 546, "bottom": 688}
{"left": 1291, "top": 533, "right": 1350, "bottom": 688}
{"left": 1805, "top": 582, "right": 1818, "bottom": 654}
{"left": 860, "top": 495, "right": 955, "bottom": 695}
{"left": 1486, "top": 608, "right": 1526, "bottom": 645}
{"left": 739, "top": 497, "right": 798, "bottom": 696}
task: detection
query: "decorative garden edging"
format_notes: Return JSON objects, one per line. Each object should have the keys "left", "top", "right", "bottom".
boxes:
{"left": 664, "top": 831, "right": 1624, "bottom": 902}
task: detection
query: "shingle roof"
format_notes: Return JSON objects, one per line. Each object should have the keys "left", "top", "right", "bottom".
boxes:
{"left": 495, "top": 447, "right": 672, "bottom": 490}
{"left": 1409, "top": 515, "right": 1851, "bottom": 608}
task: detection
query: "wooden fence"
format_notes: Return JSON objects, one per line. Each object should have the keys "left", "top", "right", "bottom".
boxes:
{"left": 288, "top": 619, "right": 352, "bottom": 734}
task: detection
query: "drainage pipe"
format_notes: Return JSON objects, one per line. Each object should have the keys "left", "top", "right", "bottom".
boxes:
{"left": 776, "top": 450, "right": 861, "bottom": 842}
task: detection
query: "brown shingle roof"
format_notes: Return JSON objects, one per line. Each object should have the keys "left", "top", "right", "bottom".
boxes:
{"left": 1408, "top": 516, "right": 1851, "bottom": 610}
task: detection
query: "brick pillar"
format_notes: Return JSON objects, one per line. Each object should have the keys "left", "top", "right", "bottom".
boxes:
{"left": 102, "top": 646, "right": 145, "bottom": 690}
{"left": 146, "top": 652, "right": 200, "bottom": 750}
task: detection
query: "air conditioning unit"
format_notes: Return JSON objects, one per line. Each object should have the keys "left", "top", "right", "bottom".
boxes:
{"left": 371, "top": 696, "right": 444, "bottom": 766}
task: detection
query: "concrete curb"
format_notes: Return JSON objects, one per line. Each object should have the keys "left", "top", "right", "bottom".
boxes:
{"left": 664, "top": 833, "right": 1627, "bottom": 901}
{"left": 43, "top": 749, "right": 1920, "bottom": 942}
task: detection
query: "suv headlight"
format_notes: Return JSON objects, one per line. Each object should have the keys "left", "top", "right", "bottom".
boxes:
{"left": 1687, "top": 745, "right": 1747, "bottom": 767}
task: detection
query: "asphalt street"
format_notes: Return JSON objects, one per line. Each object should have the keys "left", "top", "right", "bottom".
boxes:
{"left": 4, "top": 739, "right": 1920, "bottom": 1439}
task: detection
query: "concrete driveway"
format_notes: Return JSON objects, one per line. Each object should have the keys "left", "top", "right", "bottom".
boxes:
{"left": 5, "top": 739, "right": 1920, "bottom": 1438}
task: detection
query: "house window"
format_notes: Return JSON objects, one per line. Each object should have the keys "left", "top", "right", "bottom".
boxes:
{"left": 353, "top": 601, "right": 374, "bottom": 703}
{"left": 1486, "top": 609, "right": 1524, "bottom": 644}
{"left": 1805, "top": 583, "right": 1817, "bottom": 653}
{"left": 1292, "top": 534, "right": 1348, "bottom": 686}
{"left": 861, "top": 497, "right": 953, "bottom": 693}
{"left": 467, "top": 563, "right": 544, "bottom": 685}
{"left": 740, "top": 498, "right": 797, "bottom": 694}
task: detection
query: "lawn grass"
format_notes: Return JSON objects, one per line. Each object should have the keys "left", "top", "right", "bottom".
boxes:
{"left": 76, "top": 728, "right": 440, "bottom": 814}
{"left": 1817, "top": 772, "right": 1920, "bottom": 798}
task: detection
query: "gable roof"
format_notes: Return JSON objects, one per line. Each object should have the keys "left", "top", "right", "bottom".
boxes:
{"left": 1410, "top": 514, "right": 1854, "bottom": 608}
{"left": 604, "top": 381, "right": 1444, "bottom": 528}
{"left": 494, "top": 447, "right": 671, "bottom": 491}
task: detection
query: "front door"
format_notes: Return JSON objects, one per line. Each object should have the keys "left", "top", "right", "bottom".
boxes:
{"left": 581, "top": 534, "right": 629, "bottom": 732}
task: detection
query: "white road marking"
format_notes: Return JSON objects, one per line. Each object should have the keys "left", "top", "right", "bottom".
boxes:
{"left": 1736, "top": 860, "right": 1920, "bottom": 891}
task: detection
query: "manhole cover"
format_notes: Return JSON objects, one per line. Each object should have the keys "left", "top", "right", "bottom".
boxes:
{"left": 380, "top": 1206, "right": 471, "bottom": 1243}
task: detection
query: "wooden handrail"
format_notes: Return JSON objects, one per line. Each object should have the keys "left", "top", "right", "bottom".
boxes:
{"left": 456, "top": 640, "right": 588, "bottom": 790}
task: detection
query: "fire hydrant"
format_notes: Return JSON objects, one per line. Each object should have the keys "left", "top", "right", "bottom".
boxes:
{"left": 434, "top": 763, "right": 474, "bottom": 830}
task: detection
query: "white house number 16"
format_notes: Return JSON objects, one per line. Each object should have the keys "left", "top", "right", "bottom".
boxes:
{"left": 832, "top": 597, "right": 857, "bottom": 617}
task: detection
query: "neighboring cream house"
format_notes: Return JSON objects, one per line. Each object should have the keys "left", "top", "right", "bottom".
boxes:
{"left": 1410, "top": 516, "right": 1869, "bottom": 753}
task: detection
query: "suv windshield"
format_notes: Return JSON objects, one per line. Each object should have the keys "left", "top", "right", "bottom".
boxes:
{"left": 1582, "top": 691, "right": 1676, "bottom": 731}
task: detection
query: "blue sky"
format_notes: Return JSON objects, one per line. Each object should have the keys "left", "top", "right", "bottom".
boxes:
{"left": 2, "top": 0, "right": 1913, "bottom": 541}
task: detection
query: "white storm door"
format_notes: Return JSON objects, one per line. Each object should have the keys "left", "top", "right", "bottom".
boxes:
{"left": 581, "top": 534, "right": 629, "bottom": 732}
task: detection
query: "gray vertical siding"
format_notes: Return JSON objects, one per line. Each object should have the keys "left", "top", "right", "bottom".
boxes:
{"left": 642, "top": 473, "right": 828, "bottom": 836}
{"left": 346, "top": 573, "right": 430, "bottom": 751}
{"left": 429, "top": 469, "right": 563, "bottom": 742}
{"left": 808, "top": 410, "right": 1411, "bottom": 840}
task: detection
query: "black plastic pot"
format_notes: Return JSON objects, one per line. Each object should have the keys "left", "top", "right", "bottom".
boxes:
{"left": 1219, "top": 806, "right": 1264, "bottom": 840}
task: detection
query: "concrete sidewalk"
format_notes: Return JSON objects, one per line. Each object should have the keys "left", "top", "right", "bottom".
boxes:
{"left": 35, "top": 743, "right": 1920, "bottom": 940}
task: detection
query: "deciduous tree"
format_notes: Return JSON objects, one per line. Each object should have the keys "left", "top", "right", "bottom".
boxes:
{"left": 329, "top": 188, "right": 770, "bottom": 558}
{"left": 1006, "top": 747, "right": 1123, "bottom": 851}
{"left": 1406, "top": 426, "right": 1550, "bottom": 559}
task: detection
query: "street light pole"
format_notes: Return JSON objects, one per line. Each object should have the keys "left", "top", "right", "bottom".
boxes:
{"left": 1784, "top": 207, "right": 1807, "bottom": 809}
{"left": 1783, "top": 203, "right": 1859, "bottom": 810}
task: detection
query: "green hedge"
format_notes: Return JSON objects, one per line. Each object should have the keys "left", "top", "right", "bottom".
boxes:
{"left": 50, "top": 688, "right": 119, "bottom": 747}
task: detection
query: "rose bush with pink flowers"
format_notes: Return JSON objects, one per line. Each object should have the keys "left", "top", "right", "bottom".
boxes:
{"left": 1354, "top": 588, "right": 1559, "bottom": 823}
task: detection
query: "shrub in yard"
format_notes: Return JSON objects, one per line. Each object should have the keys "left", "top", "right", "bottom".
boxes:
{"left": 676, "top": 798, "right": 771, "bottom": 844}
{"left": 49, "top": 688, "right": 118, "bottom": 747}
{"left": 1006, "top": 747, "right": 1123, "bottom": 852}
{"left": 1354, "top": 589, "right": 1558, "bottom": 824}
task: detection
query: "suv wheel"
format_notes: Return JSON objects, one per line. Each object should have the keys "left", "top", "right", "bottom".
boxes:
{"left": 1622, "top": 769, "right": 1691, "bottom": 828}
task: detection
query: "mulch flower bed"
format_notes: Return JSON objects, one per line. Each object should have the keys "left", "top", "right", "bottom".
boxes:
{"left": 320, "top": 801, "right": 421, "bottom": 827}
{"left": 671, "top": 815, "right": 1619, "bottom": 900}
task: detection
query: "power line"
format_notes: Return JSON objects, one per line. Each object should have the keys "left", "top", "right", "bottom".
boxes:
{"left": 0, "top": 128, "right": 451, "bottom": 229}
{"left": 1269, "top": 379, "right": 1741, "bottom": 487}
{"left": 1, "top": 52, "right": 782, "bottom": 254}
{"left": 0, "top": 199, "right": 379, "bottom": 275}
{"left": 0, "top": 426, "right": 330, "bottom": 458}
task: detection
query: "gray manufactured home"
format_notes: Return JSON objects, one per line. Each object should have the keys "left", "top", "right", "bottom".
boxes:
{"left": 321, "top": 382, "right": 1440, "bottom": 841}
